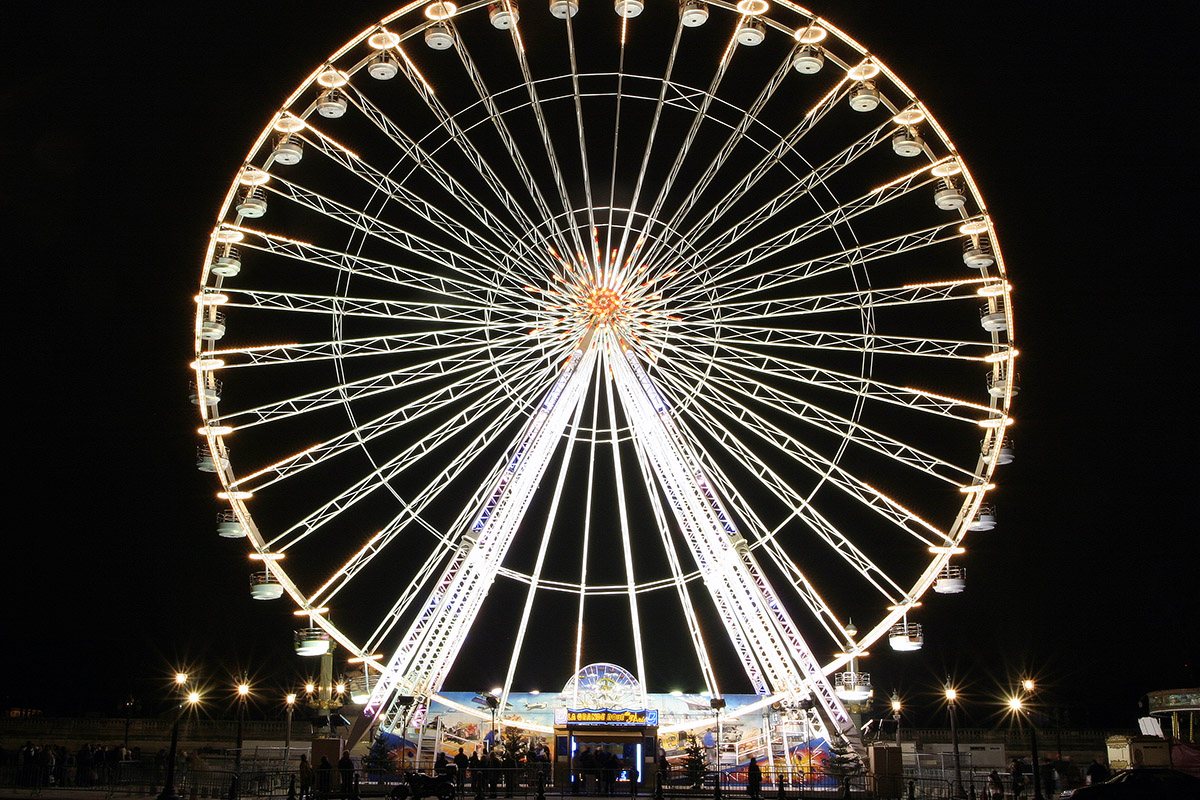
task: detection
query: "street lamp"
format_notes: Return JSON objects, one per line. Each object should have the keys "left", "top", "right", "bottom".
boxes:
{"left": 1008, "top": 682, "right": 1043, "bottom": 800}
{"left": 159, "top": 675, "right": 200, "bottom": 800}
{"left": 285, "top": 694, "right": 297, "bottom": 763}
{"left": 710, "top": 698, "right": 726, "bottom": 800}
{"left": 890, "top": 692, "right": 902, "bottom": 751}
{"left": 231, "top": 677, "right": 250, "bottom": 800}
{"left": 485, "top": 692, "right": 500, "bottom": 750}
{"left": 944, "top": 681, "right": 964, "bottom": 799}
{"left": 124, "top": 696, "right": 139, "bottom": 751}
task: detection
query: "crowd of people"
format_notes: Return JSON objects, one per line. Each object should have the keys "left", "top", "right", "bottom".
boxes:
{"left": 2, "top": 741, "right": 157, "bottom": 788}
{"left": 430, "top": 744, "right": 553, "bottom": 797}
{"left": 568, "top": 746, "right": 635, "bottom": 795}
{"left": 992, "top": 755, "right": 1111, "bottom": 798}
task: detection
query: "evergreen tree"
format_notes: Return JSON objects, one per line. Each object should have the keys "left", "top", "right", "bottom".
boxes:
{"left": 682, "top": 735, "right": 707, "bottom": 788}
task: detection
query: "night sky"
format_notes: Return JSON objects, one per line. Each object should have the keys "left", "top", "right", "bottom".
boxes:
{"left": 3, "top": 2, "right": 1194, "bottom": 732}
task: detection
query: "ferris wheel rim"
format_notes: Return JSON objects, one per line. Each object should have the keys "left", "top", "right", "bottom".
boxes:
{"left": 193, "top": 0, "right": 1016, "bottom": 700}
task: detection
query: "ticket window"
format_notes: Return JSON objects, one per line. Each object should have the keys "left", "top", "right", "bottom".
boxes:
{"left": 555, "top": 730, "right": 656, "bottom": 788}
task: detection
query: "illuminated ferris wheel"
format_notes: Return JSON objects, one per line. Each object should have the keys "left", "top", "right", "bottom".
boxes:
{"left": 191, "top": 0, "right": 1016, "bottom": 755}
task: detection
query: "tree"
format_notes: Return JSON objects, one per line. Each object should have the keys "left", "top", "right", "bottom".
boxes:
{"left": 682, "top": 735, "right": 707, "bottom": 788}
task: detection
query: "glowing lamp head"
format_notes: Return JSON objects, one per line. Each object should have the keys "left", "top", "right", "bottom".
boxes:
{"left": 891, "top": 698, "right": 902, "bottom": 712}
{"left": 1023, "top": 679, "right": 1035, "bottom": 692}
{"left": 238, "top": 683, "right": 250, "bottom": 697}
{"left": 175, "top": 672, "right": 189, "bottom": 685}
{"left": 305, "top": 683, "right": 316, "bottom": 694}
{"left": 1008, "top": 696, "right": 1023, "bottom": 711}
{"left": 944, "top": 687, "right": 957, "bottom": 702}
{"left": 286, "top": 693, "right": 298, "bottom": 705}
{"left": 187, "top": 691, "right": 201, "bottom": 704}
{"left": 335, "top": 683, "right": 346, "bottom": 695}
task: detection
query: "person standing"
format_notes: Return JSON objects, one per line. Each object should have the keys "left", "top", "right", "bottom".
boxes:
{"left": 454, "top": 748, "right": 469, "bottom": 792}
{"left": 469, "top": 750, "right": 481, "bottom": 794}
{"left": 339, "top": 751, "right": 354, "bottom": 795}
{"left": 487, "top": 748, "right": 501, "bottom": 799}
{"left": 298, "top": 755, "right": 314, "bottom": 800}
{"left": 746, "top": 756, "right": 762, "bottom": 800}
{"left": 987, "top": 770, "right": 1003, "bottom": 800}
{"left": 316, "top": 755, "right": 333, "bottom": 798}
{"left": 1008, "top": 758, "right": 1025, "bottom": 799}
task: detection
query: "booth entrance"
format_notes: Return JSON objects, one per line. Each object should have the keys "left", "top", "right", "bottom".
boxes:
{"left": 553, "top": 712, "right": 658, "bottom": 793}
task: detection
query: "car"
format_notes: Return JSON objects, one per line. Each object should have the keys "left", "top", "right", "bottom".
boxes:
{"left": 1060, "top": 767, "right": 1200, "bottom": 799}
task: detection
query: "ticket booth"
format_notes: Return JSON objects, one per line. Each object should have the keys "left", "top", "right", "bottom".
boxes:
{"left": 554, "top": 708, "right": 659, "bottom": 792}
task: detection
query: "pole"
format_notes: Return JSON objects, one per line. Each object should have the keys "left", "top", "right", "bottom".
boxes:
{"left": 891, "top": 692, "right": 901, "bottom": 752}
{"left": 710, "top": 714, "right": 720, "bottom": 800}
{"left": 1030, "top": 723, "right": 1042, "bottom": 800}
{"left": 948, "top": 698, "right": 963, "bottom": 799}
{"left": 159, "top": 707, "right": 185, "bottom": 800}
{"left": 232, "top": 680, "right": 247, "bottom": 800}
{"left": 285, "top": 700, "right": 294, "bottom": 764}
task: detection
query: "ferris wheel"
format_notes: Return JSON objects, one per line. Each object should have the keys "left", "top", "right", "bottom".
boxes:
{"left": 192, "top": 0, "right": 1016, "bottom": 753}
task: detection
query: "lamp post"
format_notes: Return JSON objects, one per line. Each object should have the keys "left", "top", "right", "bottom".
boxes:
{"left": 285, "top": 694, "right": 297, "bottom": 764}
{"left": 1009, "top": 682, "right": 1043, "bottom": 800}
{"left": 710, "top": 698, "right": 726, "bottom": 800}
{"left": 890, "top": 692, "right": 902, "bottom": 752}
{"left": 944, "top": 682, "right": 964, "bottom": 799}
{"left": 160, "top": 674, "right": 199, "bottom": 800}
{"left": 231, "top": 677, "right": 250, "bottom": 800}
{"left": 124, "top": 696, "right": 137, "bottom": 751}
{"left": 485, "top": 692, "right": 500, "bottom": 751}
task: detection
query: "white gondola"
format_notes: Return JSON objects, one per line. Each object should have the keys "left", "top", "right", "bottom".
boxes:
{"left": 963, "top": 237, "right": 995, "bottom": 269}
{"left": 834, "top": 671, "right": 873, "bottom": 702}
{"left": 888, "top": 621, "right": 924, "bottom": 651}
{"left": 294, "top": 627, "right": 332, "bottom": 656}
{"left": 849, "top": 82, "right": 880, "bottom": 112}
{"left": 934, "top": 565, "right": 966, "bottom": 594}
{"left": 615, "top": 0, "right": 644, "bottom": 17}
{"left": 316, "top": 89, "right": 348, "bottom": 118}
{"left": 216, "top": 508, "right": 246, "bottom": 538}
{"left": 200, "top": 311, "right": 226, "bottom": 342}
{"left": 980, "top": 304, "right": 1008, "bottom": 333}
{"left": 250, "top": 571, "right": 284, "bottom": 600}
{"left": 425, "top": 23, "right": 454, "bottom": 50}
{"left": 235, "top": 188, "right": 267, "bottom": 219}
{"left": 736, "top": 17, "right": 766, "bottom": 46}
{"left": 934, "top": 180, "right": 966, "bottom": 210}
{"left": 367, "top": 51, "right": 399, "bottom": 80}
{"left": 489, "top": 2, "right": 519, "bottom": 28}
{"left": 983, "top": 438, "right": 1015, "bottom": 465}
{"left": 791, "top": 45, "right": 824, "bottom": 74}
{"left": 892, "top": 130, "right": 924, "bottom": 157}
{"left": 987, "top": 369, "right": 1020, "bottom": 398}
{"left": 549, "top": 0, "right": 578, "bottom": 19}
{"left": 679, "top": 0, "right": 708, "bottom": 26}
{"left": 196, "top": 445, "right": 228, "bottom": 473}
{"left": 272, "top": 135, "right": 304, "bottom": 165}
{"left": 189, "top": 379, "right": 221, "bottom": 406}
{"left": 967, "top": 504, "right": 996, "bottom": 531}
{"left": 348, "top": 675, "right": 373, "bottom": 704}
{"left": 211, "top": 247, "right": 242, "bottom": 277}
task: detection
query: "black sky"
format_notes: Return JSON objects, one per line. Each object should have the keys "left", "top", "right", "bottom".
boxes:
{"left": 3, "top": 2, "right": 1195, "bottom": 729}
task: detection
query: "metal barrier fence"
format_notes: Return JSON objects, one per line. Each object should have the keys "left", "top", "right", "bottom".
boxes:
{"left": 0, "top": 763, "right": 958, "bottom": 800}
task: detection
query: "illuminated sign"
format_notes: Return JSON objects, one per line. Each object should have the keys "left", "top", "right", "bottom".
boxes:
{"left": 555, "top": 708, "right": 659, "bottom": 726}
